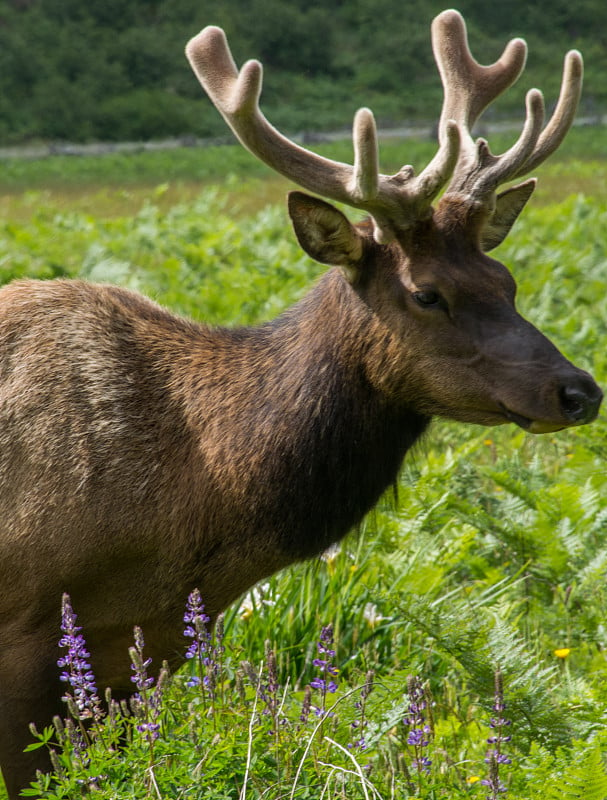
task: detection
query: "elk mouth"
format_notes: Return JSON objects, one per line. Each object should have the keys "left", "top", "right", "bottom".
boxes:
{"left": 500, "top": 405, "right": 532, "bottom": 430}
{"left": 499, "top": 404, "right": 565, "bottom": 434}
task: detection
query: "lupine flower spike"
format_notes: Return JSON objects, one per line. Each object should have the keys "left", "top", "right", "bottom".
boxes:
{"left": 310, "top": 623, "right": 339, "bottom": 719}
{"left": 129, "top": 626, "right": 160, "bottom": 740}
{"left": 403, "top": 676, "right": 432, "bottom": 776}
{"left": 183, "top": 588, "right": 212, "bottom": 692}
{"left": 263, "top": 640, "right": 280, "bottom": 721}
{"left": 350, "top": 669, "right": 375, "bottom": 750}
{"left": 481, "top": 668, "right": 511, "bottom": 798}
{"left": 299, "top": 685, "right": 312, "bottom": 728}
{"left": 57, "top": 594, "right": 103, "bottom": 723}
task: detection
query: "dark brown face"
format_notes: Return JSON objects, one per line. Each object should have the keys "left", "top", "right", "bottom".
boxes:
{"left": 288, "top": 190, "right": 602, "bottom": 433}
{"left": 361, "top": 208, "right": 603, "bottom": 433}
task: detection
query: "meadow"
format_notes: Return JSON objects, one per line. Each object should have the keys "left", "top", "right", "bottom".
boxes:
{"left": 1, "top": 126, "right": 607, "bottom": 798}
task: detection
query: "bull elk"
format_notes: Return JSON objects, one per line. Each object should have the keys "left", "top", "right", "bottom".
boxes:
{"left": 0, "top": 9, "right": 602, "bottom": 797}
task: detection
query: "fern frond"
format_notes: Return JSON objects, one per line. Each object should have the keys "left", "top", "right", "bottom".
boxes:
{"left": 542, "top": 743, "right": 607, "bottom": 800}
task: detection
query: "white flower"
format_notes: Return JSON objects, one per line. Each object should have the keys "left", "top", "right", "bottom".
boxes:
{"left": 238, "top": 582, "right": 276, "bottom": 620}
{"left": 363, "top": 603, "right": 384, "bottom": 628}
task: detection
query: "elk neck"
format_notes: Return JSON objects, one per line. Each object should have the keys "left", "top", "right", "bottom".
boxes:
{"left": 173, "top": 269, "right": 430, "bottom": 564}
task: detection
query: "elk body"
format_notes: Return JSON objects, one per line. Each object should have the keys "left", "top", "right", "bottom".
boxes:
{"left": 0, "top": 11, "right": 603, "bottom": 797}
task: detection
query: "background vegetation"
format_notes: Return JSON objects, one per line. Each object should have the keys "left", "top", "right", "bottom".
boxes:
{"left": 1, "top": 0, "right": 607, "bottom": 144}
{"left": 0, "top": 123, "right": 606, "bottom": 796}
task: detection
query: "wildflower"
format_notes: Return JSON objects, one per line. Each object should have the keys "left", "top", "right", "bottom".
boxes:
{"left": 65, "top": 717, "right": 90, "bottom": 762}
{"left": 262, "top": 640, "right": 280, "bottom": 721}
{"left": 183, "top": 588, "right": 211, "bottom": 661}
{"left": 467, "top": 776, "right": 481, "bottom": 784}
{"left": 129, "top": 628, "right": 163, "bottom": 744}
{"left": 350, "top": 669, "right": 375, "bottom": 750}
{"left": 321, "top": 543, "right": 341, "bottom": 575}
{"left": 481, "top": 669, "right": 511, "bottom": 799}
{"left": 403, "top": 675, "right": 432, "bottom": 775}
{"left": 57, "top": 594, "right": 103, "bottom": 722}
{"left": 481, "top": 756, "right": 508, "bottom": 796}
{"left": 309, "top": 624, "right": 339, "bottom": 718}
{"left": 129, "top": 627, "right": 154, "bottom": 693}
{"left": 554, "top": 647, "right": 571, "bottom": 659}
{"left": 299, "top": 685, "right": 312, "bottom": 727}
{"left": 136, "top": 721, "right": 160, "bottom": 737}
{"left": 363, "top": 602, "right": 385, "bottom": 628}
{"left": 238, "top": 582, "right": 275, "bottom": 620}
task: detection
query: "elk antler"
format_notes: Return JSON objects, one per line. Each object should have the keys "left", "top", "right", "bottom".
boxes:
{"left": 186, "top": 26, "right": 460, "bottom": 243}
{"left": 432, "top": 10, "right": 583, "bottom": 200}
{"left": 186, "top": 14, "right": 582, "bottom": 242}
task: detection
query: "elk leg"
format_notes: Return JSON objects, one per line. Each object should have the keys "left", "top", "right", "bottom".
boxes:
{"left": 0, "top": 641, "right": 64, "bottom": 800}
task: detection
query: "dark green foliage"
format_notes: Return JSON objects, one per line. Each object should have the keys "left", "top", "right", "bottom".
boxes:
{"left": 1, "top": 0, "right": 606, "bottom": 143}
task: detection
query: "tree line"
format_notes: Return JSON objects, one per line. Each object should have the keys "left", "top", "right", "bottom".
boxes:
{"left": 0, "top": 0, "right": 605, "bottom": 144}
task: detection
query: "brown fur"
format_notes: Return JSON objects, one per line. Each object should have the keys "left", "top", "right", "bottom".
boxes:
{"left": 0, "top": 193, "right": 601, "bottom": 797}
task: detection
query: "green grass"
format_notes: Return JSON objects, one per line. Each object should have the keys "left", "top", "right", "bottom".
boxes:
{"left": 1, "top": 133, "right": 606, "bottom": 797}
{"left": 2, "top": 125, "right": 607, "bottom": 196}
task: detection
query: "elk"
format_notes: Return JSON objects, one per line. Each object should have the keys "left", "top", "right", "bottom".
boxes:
{"left": 0, "top": 10, "right": 602, "bottom": 797}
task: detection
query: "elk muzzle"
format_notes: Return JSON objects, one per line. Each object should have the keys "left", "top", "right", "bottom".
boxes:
{"left": 558, "top": 376, "right": 603, "bottom": 425}
{"left": 501, "top": 368, "right": 602, "bottom": 434}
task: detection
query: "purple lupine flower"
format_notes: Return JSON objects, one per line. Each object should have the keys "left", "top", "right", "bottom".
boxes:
{"left": 57, "top": 594, "right": 102, "bottom": 722}
{"left": 262, "top": 641, "right": 280, "bottom": 719}
{"left": 485, "top": 751, "right": 512, "bottom": 765}
{"left": 129, "top": 627, "right": 162, "bottom": 743}
{"left": 136, "top": 722, "right": 161, "bottom": 736}
{"left": 412, "top": 755, "right": 432, "bottom": 772}
{"left": 318, "top": 625, "right": 336, "bottom": 658}
{"left": 310, "top": 676, "right": 339, "bottom": 692}
{"left": 481, "top": 669, "right": 512, "bottom": 799}
{"left": 349, "top": 669, "right": 375, "bottom": 750}
{"left": 481, "top": 769, "right": 508, "bottom": 795}
{"left": 403, "top": 676, "right": 432, "bottom": 775}
{"left": 183, "top": 589, "right": 211, "bottom": 661}
{"left": 183, "top": 589, "right": 214, "bottom": 697}
{"left": 407, "top": 727, "right": 430, "bottom": 747}
{"left": 299, "top": 685, "right": 312, "bottom": 728}
{"left": 309, "top": 623, "right": 339, "bottom": 719}
{"left": 129, "top": 627, "right": 154, "bottom": 694}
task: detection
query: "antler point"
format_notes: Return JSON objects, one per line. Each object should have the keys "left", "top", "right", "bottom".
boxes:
{"left": 526, "top": 88, "right": 544, "bottom": 106}
{"left": 186, "top": 25, "right": 224, "bottom": 53}
{"left": 565, "top": 49, "right": 584, "bottom": 77}
{"left": 434, "top": 9, "right": 465, "bottom": 28}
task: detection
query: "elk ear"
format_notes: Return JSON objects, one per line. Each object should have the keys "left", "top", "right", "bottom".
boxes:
{"left": 288, "top": 191, "right": 364, "bottom": 281}
{"left": 480, "top": 179, "right": 536, "bottom": 252}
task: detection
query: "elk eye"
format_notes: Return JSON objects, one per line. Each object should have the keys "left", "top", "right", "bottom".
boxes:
{"left": 413, "top": 289, "right": 442, "bottom": 308}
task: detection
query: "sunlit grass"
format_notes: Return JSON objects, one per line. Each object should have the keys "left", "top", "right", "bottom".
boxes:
{"left": 2, "top": 126, "right": 607, "bottom": 226}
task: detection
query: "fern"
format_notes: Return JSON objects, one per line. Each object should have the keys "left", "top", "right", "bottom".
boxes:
{"left": 536, "top": 742, "right": 607, "bottom": 800}
{"left": 393, "top": 586, "right": 577, "bottom": 749}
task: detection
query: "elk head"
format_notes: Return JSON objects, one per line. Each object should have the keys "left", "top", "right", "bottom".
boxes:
{"left": 186, "top": 11, "right": 602, "bottom": 433}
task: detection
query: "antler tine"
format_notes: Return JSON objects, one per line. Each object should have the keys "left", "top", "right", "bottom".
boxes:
{"left": 471, "top": 88, "right": 545, "bottom": 197}
{"left": 350, "top": 108, "right": 379, "bottom": 203}
{"left": 431, "top": 10, "right": 583, "bottom": 201}
{"left": 510, "top": 50, "right": 583, "bottom": 179}
{"left": 186, "top": 27, "right": 356, "bottom": 205}
{"left": 432, "top": 9, "right": 527, "bottom": 166}
{"left": 186, "top": 26, "right": 460, "bottom": 243}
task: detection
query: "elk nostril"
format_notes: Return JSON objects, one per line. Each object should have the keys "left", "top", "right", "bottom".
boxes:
{"left": 559, "top": 382, "right": 603, "bottom": 423}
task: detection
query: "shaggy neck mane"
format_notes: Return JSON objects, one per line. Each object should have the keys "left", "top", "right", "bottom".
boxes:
{"left": 181, "top": 270, "right": 430, "bottom": 563}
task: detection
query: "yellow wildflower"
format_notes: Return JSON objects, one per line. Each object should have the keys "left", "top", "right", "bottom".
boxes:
{"left": 466, "top": 776, "right": 481, "bottom": 784}
{"left": 554, "top": 647, "right": 571, "bottom": 659}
